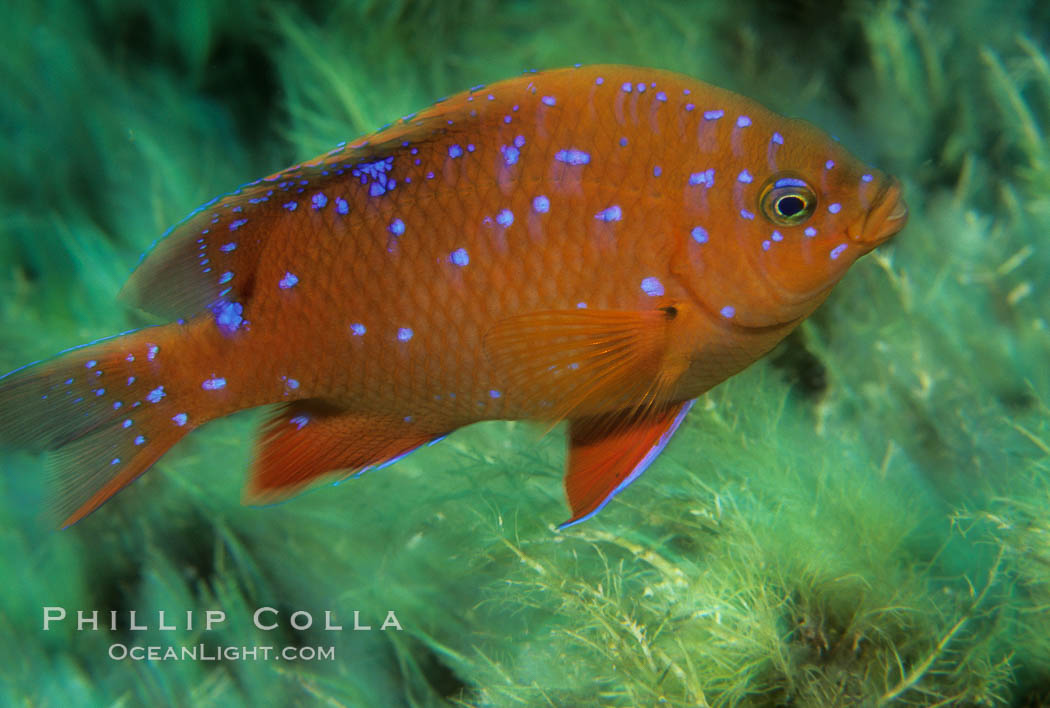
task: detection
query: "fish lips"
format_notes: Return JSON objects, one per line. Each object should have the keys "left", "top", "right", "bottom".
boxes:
{"left": 851, "top": 177, "right": 908, "bottom": 246}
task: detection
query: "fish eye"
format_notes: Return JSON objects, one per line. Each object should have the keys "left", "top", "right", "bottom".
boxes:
{"left": 759, "top": 174, "right": 817, "bottom": 226}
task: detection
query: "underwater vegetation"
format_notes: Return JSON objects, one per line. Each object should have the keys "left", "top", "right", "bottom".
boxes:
{"left": 0, "top": 0, "right": 1048, "bottom": 706}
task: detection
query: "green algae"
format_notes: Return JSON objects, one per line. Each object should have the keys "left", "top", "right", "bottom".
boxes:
{"left": 1, "top": 1, "right": 1049, "bottom": 706}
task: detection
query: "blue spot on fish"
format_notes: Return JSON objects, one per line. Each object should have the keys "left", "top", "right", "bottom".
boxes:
{"left": 290, "top": 415, "right": 309, "bottom": 430}
{"left": 736, "top": 115, "right": 752, "bottom": 127}
{"left": 689, "top": 169, "right": 715, "bottom": 187}
{"left": 202, "top": 377, "right": 227, "bottom": 390}
{"left": 212, "top": 301, "right": 244, "bottom": 334}
{"left": 230, "top": 218, "right": 248, "bottom": 230}
{"left": 352, "top": 157, "right": 393, "bottom": 184}
{"left": 350, "top": 323, "right": 366, "bottom": 336}
{"left": 541, "top": 96, "right": 556, "bottom": 106}
{"left": 720, "top": 306, "right": 736, "bottom": 319}
{"left": 533, "top": 195, "right": 550, "bottom": 213}
{"left": 691, "top": 226, "right": 708, "bottom": 243}
{"left": 704, "top": 109, "right": 724, "bottom": 120}
{"left": 134, "top": 435, "right": 145, "bottom": 446}
{"left": 284, "top": 201, "right": 298, "bottom": 211}
{"left": 389, "top": 218, "right": 405, "bottom": 236}
{"left": 595, "top": 205, "right": 622, "bottom": 222}
{"left": 311, "top": 193, "right": 328, "bottom": 209}
{"left": 449, "top": 144, "right": 463, "bottom": 158}
{"left": 641, "top": 277, "right": 664, "bottom": 296}
{"left": 219, "top": 271, "right": 233, "bottom": 284}
{"left": 555, "top": 149, "right": 590, "bottom": 165}
{"left": 496, "top": 209, "right": 514, "bottom": 226}
{"left": 336, "top": 197, "right": 349, "bottom": 214}
{"left": 86, "top": 360, "right": 97, "bottom": 369}
{"left": 279, "top": 272, "right": 299, "bottom": 289}
{"left": 450, "top": 248, "right": 470, "bottom": 266}
{"left": 489, "top": 389, "right": 502, "bottom": 399}
{"left": 146, "top": 386, "right": 165, "bottom": 403}
{"left": 398, "top": 328, "right": 414, "bottom": 342}
{"left": 172, "top": 413, "right": 188, "bottom": 427}
{"left": 737, "top": 170, "right": 753, "bottom": 184}
{"left": 830, "top": 243, "right": 848, "bottom": 260}
{"left": 501, "top": 145, "right": 520, "bottom": 165}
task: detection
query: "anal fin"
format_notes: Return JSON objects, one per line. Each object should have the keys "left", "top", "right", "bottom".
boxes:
{"left": 560, "top": 399, "right": 695, "bottom": 529}
{"left": 245, "top": 401, "right": 439, "bottom": 503}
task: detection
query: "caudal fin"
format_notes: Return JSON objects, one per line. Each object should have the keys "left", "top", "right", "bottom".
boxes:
{"left": 0, "top": 326, "right": 194, "bottom": 526}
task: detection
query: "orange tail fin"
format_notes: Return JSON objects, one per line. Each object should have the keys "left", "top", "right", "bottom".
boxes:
{"left": 0, "top": 325, "right": 202, "bottom": 526}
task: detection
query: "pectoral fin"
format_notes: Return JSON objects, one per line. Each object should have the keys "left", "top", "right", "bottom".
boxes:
{"left": 560, "top": 399, "right": 695, "bottom": 528}
{"left": 485, "top": 307, "right": 686, "bottom": 423}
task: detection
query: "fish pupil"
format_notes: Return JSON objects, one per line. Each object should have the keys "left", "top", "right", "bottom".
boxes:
{"left": 776, "top": 195, "right": 806, "bottom": 218}
{"left": 661, "top": 306, "right": 678, "bottom": 320}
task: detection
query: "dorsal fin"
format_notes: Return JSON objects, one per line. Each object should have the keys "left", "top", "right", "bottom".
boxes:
{"left": 118, "top": 138, "right": 408, "bottom": 321}
{"left": 119, "top": 77, "right": 507, "bottom": 321}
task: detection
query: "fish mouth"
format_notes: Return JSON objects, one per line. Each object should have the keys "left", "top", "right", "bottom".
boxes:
{"left": 853, "top": 176, "right": 908, "bottom": 246}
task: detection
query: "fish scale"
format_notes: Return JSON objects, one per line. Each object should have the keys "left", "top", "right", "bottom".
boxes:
{"left": 0, "top": 65, "right": 907, "bottom": 528}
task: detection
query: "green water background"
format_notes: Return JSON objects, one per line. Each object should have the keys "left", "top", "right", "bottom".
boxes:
{"left": 1, "top": 1, "right": 1049, "bottom": 705}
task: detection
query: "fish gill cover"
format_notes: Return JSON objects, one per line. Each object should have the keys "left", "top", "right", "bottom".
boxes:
{"left": 0, "top": 1, "right": 1048, "bottom": 706}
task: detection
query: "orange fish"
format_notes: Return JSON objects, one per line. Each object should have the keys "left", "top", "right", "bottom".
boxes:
{"left": 0, "top": 65, "right": 907, "bottom": 528}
